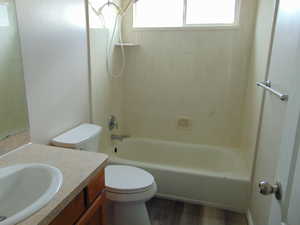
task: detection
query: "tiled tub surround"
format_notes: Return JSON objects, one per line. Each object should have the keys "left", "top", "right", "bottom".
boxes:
{"left": 120, "top": 0, "right": 257, "bottom": 149}
{"left": 0, "top": 131, "right": 30, "bottom": 156}
{"left": 0, "top": 143, "right": 108, "bottom": 225}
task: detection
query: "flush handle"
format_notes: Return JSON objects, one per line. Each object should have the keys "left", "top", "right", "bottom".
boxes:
{"left": 259, "top": 181, "right": 282, "bottom": 200}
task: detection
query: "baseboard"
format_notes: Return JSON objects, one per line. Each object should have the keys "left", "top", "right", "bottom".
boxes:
{"left": 247, "top": 209, "right": 254, "bottom": 225}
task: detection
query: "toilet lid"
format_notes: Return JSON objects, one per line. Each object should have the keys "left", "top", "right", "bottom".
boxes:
{"left": 105, "top": 165, "right": 154, "bottom": 193}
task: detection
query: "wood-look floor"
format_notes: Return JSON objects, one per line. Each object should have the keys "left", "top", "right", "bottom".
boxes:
{"left": 146, "top": 198, "right": 248, "bottom": 225}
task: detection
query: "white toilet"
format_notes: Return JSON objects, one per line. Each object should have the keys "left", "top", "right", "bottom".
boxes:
{"left": 51, "top": 123, "right": 157, "bottom": 225}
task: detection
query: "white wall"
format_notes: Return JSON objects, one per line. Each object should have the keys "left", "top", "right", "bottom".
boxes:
{"left": 120, "top": 0, "right": 257, "bottom": 148}
{"left": 15, "top": 0, "right": 90, "bottom": 144}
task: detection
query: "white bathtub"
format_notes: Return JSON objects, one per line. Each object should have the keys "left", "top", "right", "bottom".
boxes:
{"left": 108, "top": 138, "right": 251, "bottom": 212}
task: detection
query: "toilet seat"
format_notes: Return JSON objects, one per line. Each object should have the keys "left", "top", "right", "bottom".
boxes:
{"left": 105, "top": 165, "right": 155, "bottom": 194}
{"left": 105, "top": 182, "right": 157, "bottom": 202}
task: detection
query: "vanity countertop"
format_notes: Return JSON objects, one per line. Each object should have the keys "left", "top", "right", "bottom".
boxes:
{"left": 0, "top": 143, "right": 108, "bottom": 225}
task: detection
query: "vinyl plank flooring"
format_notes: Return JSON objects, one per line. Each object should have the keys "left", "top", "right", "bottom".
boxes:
{"left": 200, "top": 207, "right": 225, "bottom": 225}
{"left": 146, "top": 198, "right": 248, "bottom": 225}
{"left": 224, "top": 211, "right": 248, "bottom": 225}
{"left": 179, "top": 203, "right": 202, "bottom": 225}
{"left": 147, "top": 198, "right": 184, "bottom": 225}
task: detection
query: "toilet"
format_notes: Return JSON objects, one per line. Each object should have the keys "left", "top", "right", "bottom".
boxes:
{"left": 51, "top": 123, "right": 157, "bottom": 225}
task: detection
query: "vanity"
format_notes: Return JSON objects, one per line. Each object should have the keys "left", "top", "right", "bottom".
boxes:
{"left": 0, "top": 144, "right": 108, "bottom": 225}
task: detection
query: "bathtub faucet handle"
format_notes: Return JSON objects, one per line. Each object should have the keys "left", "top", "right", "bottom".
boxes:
{"left": 108, "top": 115, "right": 119, "bottom": 131}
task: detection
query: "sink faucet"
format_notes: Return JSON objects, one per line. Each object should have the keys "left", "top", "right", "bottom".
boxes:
{"left": 111, "top": 134, "right": 130, "bottom": 141}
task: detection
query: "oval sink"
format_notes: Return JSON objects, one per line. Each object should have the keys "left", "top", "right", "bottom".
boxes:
{"left": 0, "top": 164, "right": 63, "bottom": 225}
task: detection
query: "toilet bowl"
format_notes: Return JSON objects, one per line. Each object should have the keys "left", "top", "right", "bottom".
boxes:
{"left": 105, "top": 165, "right": 157, "bottom": 225}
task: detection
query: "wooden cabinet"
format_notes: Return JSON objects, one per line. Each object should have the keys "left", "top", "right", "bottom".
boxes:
{"left": 85, "top": 169, "right": 106, "bottom": 225}
{"left": 49, "top": 192, "right": 86, "bottom": 225}
{"left": 49, "top": 169, "right": 106, "bottom": 225}
{"left": 75, "top": 192, "right": 106, "bottom": 225}
{"left": 86, "top": 169, "right": 105, "bottom": 204}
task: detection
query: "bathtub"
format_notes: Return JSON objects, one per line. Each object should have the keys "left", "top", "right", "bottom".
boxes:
{"left": 108, "top": 138, "right": 251, "bottom": 212}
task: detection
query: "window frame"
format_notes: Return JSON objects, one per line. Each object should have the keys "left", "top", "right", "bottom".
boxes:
{"left": 132, "top": 0, "right": 241, "bottom": 31}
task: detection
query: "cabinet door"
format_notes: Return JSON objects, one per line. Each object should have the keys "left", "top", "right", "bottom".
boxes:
{"left": 86, "top": 169, "right": 105, "bottom": 204}
{"left": 50, "top": 169, "right": 106, "bottom": 225}
{"left": 76, "top": 168, "right": 106, "bottom": 225}
{"left": 86, "top": 169, "right": 106, "bottom": 225}
{"left": 87, "top": 207, "right": 103, "bottom": 225}
{"left": 49, "top": 191, "right": 86, "bottom": 225}
{"left": 75, "top": 193, "right": 106, "bottom": 225}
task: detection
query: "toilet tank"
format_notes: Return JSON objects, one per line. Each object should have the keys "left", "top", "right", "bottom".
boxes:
{"left": 51, "top": 124, "right": 102, "bottom": 152}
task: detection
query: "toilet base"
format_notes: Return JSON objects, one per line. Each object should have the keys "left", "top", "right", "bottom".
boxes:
{"left": 106, "top": 201, "right": 151, "bottom": 225}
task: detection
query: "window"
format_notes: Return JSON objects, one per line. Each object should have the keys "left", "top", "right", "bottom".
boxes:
{"left": 133, "top": 0, "right": 183, "bottom": 28}
{"left": 0, "top": 3, "right": 9, "bottom": 27}
{"left": 133, "top": 0, "right": 239, "bottom": 28}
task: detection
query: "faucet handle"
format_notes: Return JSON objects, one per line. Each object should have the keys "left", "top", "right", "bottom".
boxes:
{"left": 108, "top": 115, "right": 118, "bottom": 131}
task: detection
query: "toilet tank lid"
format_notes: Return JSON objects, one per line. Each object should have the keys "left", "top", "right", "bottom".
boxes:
{"left": 51, "top": 123, "right": 102, "bottom": 147}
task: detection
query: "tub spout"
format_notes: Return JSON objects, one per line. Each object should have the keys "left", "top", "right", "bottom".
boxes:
{"left": 111, "top": 134, "right": 130, "bottom": 141}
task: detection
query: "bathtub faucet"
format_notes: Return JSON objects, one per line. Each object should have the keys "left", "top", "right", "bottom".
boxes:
{"left": 111, "top": 134, "right": 130, "bottom": 141}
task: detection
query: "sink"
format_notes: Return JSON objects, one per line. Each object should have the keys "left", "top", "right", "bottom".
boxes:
{"left": 0, "top": 164, "right": 63, "bottom": 225}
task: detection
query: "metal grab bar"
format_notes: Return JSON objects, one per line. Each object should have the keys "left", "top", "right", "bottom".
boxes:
{"left": 256, "top": 80, "right": 288, "bottom": 101}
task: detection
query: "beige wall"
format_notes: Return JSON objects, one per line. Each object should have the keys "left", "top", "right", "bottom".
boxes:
{"left": 89, "top": 27, "right": 123, "bottom": 151}
{"left": 240, "top": 0, "right": 277, "bottom": 171}
{"left": 0, "top": 131, "right": 30, "bottom": 156}
{"left": 120, "top": 0, "right": 257, "bottom": 148}
{"left": 0, "top": 1, "right": 28, "bottom": 139}
{"left": 88, "top": 0, "right": 124, "bottom": 152}
{"left": 240, "top": 0, "right": 278, "bottom": 224}
{"left": 15, "top": 0, "right": 91, "bottom": 144}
